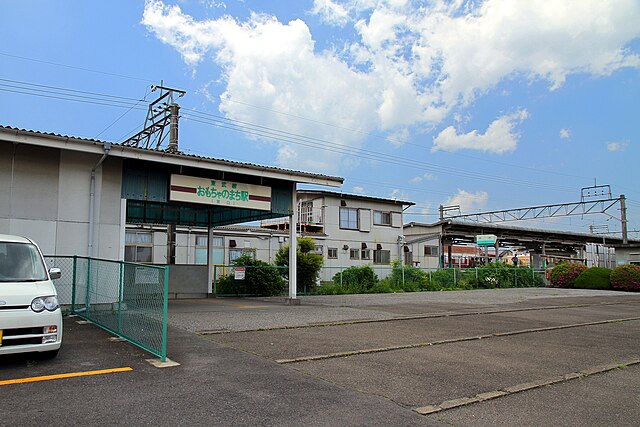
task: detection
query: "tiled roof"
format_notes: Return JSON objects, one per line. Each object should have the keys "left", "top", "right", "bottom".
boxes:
{"left": 0, "top": 125, "right": 343, "bottom": 184}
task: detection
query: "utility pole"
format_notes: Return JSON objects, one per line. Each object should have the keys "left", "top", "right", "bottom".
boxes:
{"left": 620, "top": 194, "right": 628, "bottom": 245}
{"left": 123, "top": 84, "right": 186, "bottom": 151}
{"left": 168, "top": 102, "right": 180, "bottom": 153}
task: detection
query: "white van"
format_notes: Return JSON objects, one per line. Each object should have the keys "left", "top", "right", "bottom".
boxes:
{"left": 0, "top": 234, "right": 63, "bottom": 358}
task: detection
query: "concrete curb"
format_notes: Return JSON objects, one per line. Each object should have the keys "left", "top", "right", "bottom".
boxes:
{"left": 275, "top": 316, "right": 640, "bottom": 364}
{"left": 196, "top": 300, "right": 638, "bottom": 335}
{"left": 414, "top": 359, "right": 640, "bottom": 415}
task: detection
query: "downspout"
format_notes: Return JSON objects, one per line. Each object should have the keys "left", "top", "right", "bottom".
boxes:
{"left": 88, "top": 142, "right": 112, "bottom": 257}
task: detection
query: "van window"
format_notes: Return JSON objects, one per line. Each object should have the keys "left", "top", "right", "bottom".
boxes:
{"left": 0, "top": 242, "right": 48, "bottom": 282}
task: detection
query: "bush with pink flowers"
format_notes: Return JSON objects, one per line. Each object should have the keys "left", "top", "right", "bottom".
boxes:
{"left": 610, "top": 264, "right": 640, "bottom": 292}
{"left": 549, "top": 261, "right": 587, "bottom": 288}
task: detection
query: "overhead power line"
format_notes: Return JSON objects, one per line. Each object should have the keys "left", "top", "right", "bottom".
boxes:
{"left": 0, "top": 51, "right": 155, "bottom": 83}
{"left": 1, "top": 76, "right": 634, "bottom": 204}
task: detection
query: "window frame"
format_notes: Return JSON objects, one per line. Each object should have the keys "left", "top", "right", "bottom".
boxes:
{"left": 373, "top": 249, "right": 391, "bottom": 265}
{"left": 424, "top": 245, "right": 439, "bottom": 257}
{"left": 339, "top": 207, "right": 359, "bottom": 230}
{"left": 373, "top": 210, "right": 392, "bottom": 226}
{"left": 125, "top": 231, "right": 153, "bottom": 263}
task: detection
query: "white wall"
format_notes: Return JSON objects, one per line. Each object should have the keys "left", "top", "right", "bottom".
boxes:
{"left": 0, "top": 141, "right": 124, "bottom": 259}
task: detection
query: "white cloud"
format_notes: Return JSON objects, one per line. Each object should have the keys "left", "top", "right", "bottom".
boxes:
{"left": 310, "top": 0, "right": 350, "bottom": 27}
{"left": 432, "top": 109, "right": 529, "bottom": 154}
{"left": 390, "top": 188, "right": 410, "bottom": 201}
{"left": 352, "top": 185, "right": 365, "bottom": 194}
{"left": 410, "top": 172, "right": 436, "bottom": 184}
{"left": 607, "top": 140, "right": 629, "bottom": 152}
{"left": 386, "top": 128, "right": 410, "bottom": 147}
{"left": 444, "top": 189, "right": 489, "bottom": 213}
{"left": 560, "top": 128, "right": 571, "bottom": 139}
{"left": 142, "top": 0, "right": 640, "bottom": 169}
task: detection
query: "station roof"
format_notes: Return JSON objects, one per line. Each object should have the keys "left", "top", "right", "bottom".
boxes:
{"left": 0, "top": 125, "right": 343, "bottom": 187}
{"left": 405, "top": 220, "right": 637, "bottom": 248}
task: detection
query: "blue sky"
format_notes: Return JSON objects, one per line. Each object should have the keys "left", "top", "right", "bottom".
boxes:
{"left": 1, "top": 0, "right": 639, "bottom": 238}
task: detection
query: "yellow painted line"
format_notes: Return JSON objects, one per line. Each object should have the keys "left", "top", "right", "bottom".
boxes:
{"left": 0, "top": 367, "right": 133, "bottom": 386}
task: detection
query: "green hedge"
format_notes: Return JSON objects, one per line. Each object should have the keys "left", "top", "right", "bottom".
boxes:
{"left": 318, "top": 262, "right": 542, "bottom": 294}
{"left": 216, "top": 255, "right": 285, "bottom": 296}
{"left": 574, "top": 267, "right": 611, "bottom": 290}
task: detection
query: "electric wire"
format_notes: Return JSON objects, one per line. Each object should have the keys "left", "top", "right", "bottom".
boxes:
{"left": 0, "top": 52, "right": 155, "bottom": 83}
{"left": 0, "top": 52, "right": 627, "bottom": 188}
{"left": 180, "top": 109, "right": 578, "bottom": 193}
{"left": 94, "top": 86, "right": 152, "bottom": 139}
{"left": 1, "top": 76, "right": 636, "bottom": 220}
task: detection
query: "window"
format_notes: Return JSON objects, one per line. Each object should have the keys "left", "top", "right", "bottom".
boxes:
{"left": 424, "top": 246, "right": 439, "bottom": 257}
{"left": 373, "top": 250, "right": 390, "bottom": 264}
{"left": 300, "top": 201, "right": 314, "bottom": 223}
{"left": 229, "top": 248, "right": 256, "bottom": 264}
{"left": 194, "top": 235, "right": 223, "bottom": 265}
{"left": 194, "top": 235, "right": 208, "bottom": 265}
{"left": 361, "top": 249, "right": 371, "bottom": 260}
{"left": 373, "top": 211, "right": 392, "bottom": 226}
{"left": 339, "top": 207, "right": 358, "bottom": 230}
{"left": 125, "top": 231, "right": 152, "bottom": 263}
{"left": 328, "top": 248, "right": 338, "bottom": 259}
{"left": 350, "top": 248, "right": 360, "bottom": 260}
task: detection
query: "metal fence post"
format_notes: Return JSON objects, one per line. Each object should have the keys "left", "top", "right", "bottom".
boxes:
{"left": 453, "top": 267, "right": 456, "bottom": 287}
{"left": 86, "top": 257, "right": 92, "bottom": 318}
{"left": 213, "top": 267, "right": 217, "bottom": 295}
{"left": 71, "top": 256, "right": 77, "bottom": 314}
{"left": 161, "top": 266, "right": 169, "bottom": 363}
{"left": 117, "top": 262, "right": 123, "bottom": 334}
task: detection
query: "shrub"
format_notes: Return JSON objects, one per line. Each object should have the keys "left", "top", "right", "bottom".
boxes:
{"left": 610, "top": 264, "right": 640, "bottom": 292}
{"left": 574, "top": 267, "right": 611, "bottom": 290}
{"left": 332, "top": 265, "right": 378, "bottom": 293}
{"left": 377, "top": 260, "right": 427, "bottom": 292}
{"left": 316, "top": 282, "right": 347, "bottom": 295}
{"left": 428, "top": 269, "right": 456, "bottom": 290}
{"left": 216, "top": 255, "right": 285, "bottom": 296}
{"left": 549, "top": 262, "right": 587, "bottom": 288}
{"left": 275, "top": 237, "right": 324, "bottom": 293}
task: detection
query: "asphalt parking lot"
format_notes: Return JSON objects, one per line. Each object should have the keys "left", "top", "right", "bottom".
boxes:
{"left": 1, "top": 288, "right": 639, "bottom": 426}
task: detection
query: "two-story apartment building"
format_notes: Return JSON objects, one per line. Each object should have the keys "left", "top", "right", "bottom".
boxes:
{"left": 262, "top": 190, "right": 414, "bottom": 280}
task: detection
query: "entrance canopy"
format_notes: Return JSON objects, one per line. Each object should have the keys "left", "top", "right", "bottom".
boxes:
{"left": 121, "top": 154, "right": 342, "bottom": 227}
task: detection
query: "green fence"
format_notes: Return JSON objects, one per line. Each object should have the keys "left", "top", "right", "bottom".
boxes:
{"left": 45, "top": 256, "right": 168, "bottom": 362}
{"left": 212, "top": 263, "right": 547, "bottom": 296}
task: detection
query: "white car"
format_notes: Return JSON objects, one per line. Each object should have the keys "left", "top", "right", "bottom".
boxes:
{"left": 0, "top": 234, "right": 63, "bottom": 358}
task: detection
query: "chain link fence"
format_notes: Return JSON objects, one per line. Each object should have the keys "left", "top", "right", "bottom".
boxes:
{"left": 211, "top": 263, "right": 547, "bottom": 296}
{"left": 44, "top": 256, "right": 168, "bottom": 362}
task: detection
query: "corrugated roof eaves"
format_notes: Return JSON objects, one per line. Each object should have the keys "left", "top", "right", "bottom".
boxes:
{"left": 0, "top": 125, "right": 342, "bottom": 182}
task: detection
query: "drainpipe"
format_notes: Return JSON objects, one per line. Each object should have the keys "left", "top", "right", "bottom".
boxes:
{"left": 88, "top": 142, "right": 112, "bottom": 257}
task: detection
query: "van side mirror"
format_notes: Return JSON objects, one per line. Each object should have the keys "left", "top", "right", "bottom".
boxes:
{"left": 49, "top": 267, "right": 62, "bottom": 280}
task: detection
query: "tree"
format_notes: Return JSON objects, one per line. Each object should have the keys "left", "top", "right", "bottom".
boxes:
{"left": 275, "top": 237, "right": 323, "bottom": 293}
